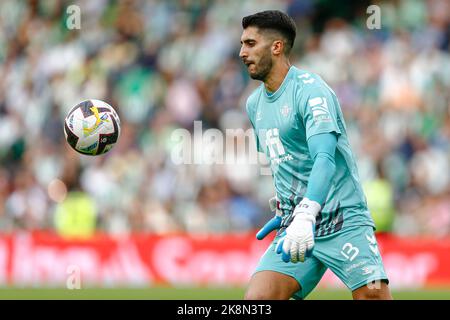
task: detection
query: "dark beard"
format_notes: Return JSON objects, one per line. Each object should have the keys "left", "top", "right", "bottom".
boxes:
{"left": 250, "top": 55, "right": 273, "bottom": 82}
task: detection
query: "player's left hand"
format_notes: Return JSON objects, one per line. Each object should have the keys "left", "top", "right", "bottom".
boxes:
{"left": 276, "top": 198, "right": 321, "bottom": 263}
{"left": 256, "top": 196, "right": 282, "bottom": 240}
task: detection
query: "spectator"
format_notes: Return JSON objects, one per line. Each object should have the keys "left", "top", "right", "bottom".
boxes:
{"left": 0, "top": 0, "right": 449, "bottom": 236}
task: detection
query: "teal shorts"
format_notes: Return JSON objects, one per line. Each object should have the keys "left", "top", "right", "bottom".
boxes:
{"left": 254, "top": 225, "right": 389, "bottom": 299}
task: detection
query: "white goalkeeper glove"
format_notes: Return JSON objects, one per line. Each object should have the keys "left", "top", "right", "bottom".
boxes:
{"left": 256, "top": 196, "right": 282, "bottom": 240}
{"left": 276, "top": 198, "right": 321, "bottom": 263}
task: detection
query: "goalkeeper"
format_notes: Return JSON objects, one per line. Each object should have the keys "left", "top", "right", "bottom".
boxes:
{"left": 240, "top": 10, "right": 392, "bottom": 299}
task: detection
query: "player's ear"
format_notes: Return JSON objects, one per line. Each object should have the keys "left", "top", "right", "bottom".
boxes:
{"left": 272, "top": 39, "right": 284, "bottom": 56}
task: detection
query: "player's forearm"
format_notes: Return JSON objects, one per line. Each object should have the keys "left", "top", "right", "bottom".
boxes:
{"left": 304, "top": 152, "right": 336, "bottom": 205}
{"left": 304, "top": 133, "right": 338, "bottom": 206}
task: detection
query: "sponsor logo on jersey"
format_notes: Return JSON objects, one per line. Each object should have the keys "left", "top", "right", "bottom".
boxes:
{"left": 308, "top": 97, "right": 331, "bottom": 123}
{"left": 265, "top": 128, "right": 294, "bottom": 166}
{"left": 271, "top": 154, "right": 294, "bottom": 165}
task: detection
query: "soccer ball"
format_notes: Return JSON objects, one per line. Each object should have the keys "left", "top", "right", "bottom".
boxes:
{"left": 64, "top": 99, "right": 121, "bottom": 156}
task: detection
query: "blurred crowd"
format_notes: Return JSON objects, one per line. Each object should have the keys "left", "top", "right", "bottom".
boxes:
{"left": 0, "top": 0, "right": 449, "bottom": 237}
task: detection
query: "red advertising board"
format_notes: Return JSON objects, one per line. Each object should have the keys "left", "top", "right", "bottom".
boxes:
{"left": 0, "top": 232, "right": 449, "bottom": 289}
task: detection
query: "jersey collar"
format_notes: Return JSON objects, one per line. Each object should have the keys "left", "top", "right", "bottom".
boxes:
{"left": 262, "top": 66, "right": 295, "bottom": 102}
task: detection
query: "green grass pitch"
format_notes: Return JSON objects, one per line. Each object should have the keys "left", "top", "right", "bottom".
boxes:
{"left": 0, "top": 287, "right": 449, "bottom": 300}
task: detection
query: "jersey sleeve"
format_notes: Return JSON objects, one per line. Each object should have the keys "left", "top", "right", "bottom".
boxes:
{"left": 297, "top": 81, "right": 342, "bottom": 141}
{"left": 304, "top": 132, "right": 338, "bottom": 205}
{"left": 245, "top": 96, "right": 263, "bottom": 153}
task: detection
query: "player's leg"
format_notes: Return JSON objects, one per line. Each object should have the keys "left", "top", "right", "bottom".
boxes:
{"left": 246, "top": 234, "right": 327, "bottom": 300}
{"left": 352, "top": 280, "right": 393, "bottom": 300}
{"left": 245, "top": 270, "right": 300, "bottom": 300}
{"left": 313, "top": 225, "right": 391, "bottom": 300}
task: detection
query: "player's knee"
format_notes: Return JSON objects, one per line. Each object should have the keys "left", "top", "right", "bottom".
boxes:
{"left": 245, "top": 291, "right": 268, "bottom": 300}
{"left": 353, "top": 281, "right": 392, "bottom": 300}
{"left": 356, "top": 289, "right": 383, "bottom": 300}
{"left": 245, "top": 271, "right": 300, "bottom": 300}
{"left": 244, "top": 288, "right": 286, "bottom": 300}
{"left": 244, "top": 291, "right": 280, "bottom": 300}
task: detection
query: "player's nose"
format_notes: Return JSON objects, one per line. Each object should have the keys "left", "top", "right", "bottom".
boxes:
{"left": 239, "top": 46, "right": 248, "bottom": 60}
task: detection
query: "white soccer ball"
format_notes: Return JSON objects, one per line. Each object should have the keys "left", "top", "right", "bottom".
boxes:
{"left": 64, "top": 99, "right": 121, "bottom": 156}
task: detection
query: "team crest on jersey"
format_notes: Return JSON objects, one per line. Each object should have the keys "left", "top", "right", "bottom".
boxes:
{"left": 280, "top": 105, "right": 291, "bottom": 117}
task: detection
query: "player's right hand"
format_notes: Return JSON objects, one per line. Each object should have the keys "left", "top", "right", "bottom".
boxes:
{"left": 275, "top": 198, "right": 321, "bottom": 263}
{"left": 256, "top": 196, "right": 282, "bottom": 240}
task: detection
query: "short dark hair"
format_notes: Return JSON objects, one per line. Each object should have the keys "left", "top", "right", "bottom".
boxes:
{"left": 242, "top": 10, "right": 297, "bottom": 54}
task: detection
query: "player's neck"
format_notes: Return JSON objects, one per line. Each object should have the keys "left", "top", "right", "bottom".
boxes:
{"left": 264, "top": 60, "right": 292, "bottom": 93}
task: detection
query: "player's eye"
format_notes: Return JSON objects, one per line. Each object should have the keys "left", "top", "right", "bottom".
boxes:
{"left": 241, "top": 40, "right": 255, "bottom": 47}
{"left": 245, "top": 41, "right": 256, "bottom": 48}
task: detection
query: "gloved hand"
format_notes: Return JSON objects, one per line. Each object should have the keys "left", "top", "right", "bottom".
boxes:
{"left": 275, "top": 198, "right": 321, "bottom": 263}
{"left": 256, "top": 196, "right": 282, "bottom": 240}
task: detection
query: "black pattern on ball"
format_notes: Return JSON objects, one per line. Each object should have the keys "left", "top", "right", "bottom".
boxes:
{"left": 96, "top": 115, "right": 119, "bottom": 154}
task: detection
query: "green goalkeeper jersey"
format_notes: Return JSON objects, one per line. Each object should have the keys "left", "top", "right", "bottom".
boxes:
{"left": 246, "top": 66, "right": 374, "bottom": 237}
